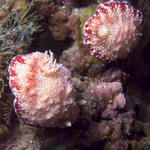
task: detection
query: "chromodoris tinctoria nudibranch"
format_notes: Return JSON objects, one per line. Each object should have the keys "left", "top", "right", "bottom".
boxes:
{"left": 83, "top": 0, "right": 143, "bottom": 62}
{"left": 8, "top": 51, "right": 79, "bottom": 128}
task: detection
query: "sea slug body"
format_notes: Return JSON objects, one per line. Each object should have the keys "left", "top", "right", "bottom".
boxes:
{"left": 83, "top": 0, "right": 143, "bottom": 62}
{"left": 8, "top": 51, "right": 79, "bottom": 128}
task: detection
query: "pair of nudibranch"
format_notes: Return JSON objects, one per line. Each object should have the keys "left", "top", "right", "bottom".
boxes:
{"left": 8, "top": 1, "right": 143, "bottom": 128}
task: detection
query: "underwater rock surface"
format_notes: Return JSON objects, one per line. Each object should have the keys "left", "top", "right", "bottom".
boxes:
{"left": 0, "top": 0, "right": 150, "bottom": 150}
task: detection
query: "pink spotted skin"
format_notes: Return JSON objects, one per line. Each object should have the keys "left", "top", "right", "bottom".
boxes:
{"left": 83, "top": 0, "right": 143, "bottom": 62}
{"left": 8, "top": 51, "right": 79, "bottom": 128}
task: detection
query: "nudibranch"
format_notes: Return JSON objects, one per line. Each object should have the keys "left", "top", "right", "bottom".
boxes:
{"left": 8, "top": 51, "right": 79, "bottom": 128}
{"left": 83, "top": 0, "right": 143, "bottom": 62}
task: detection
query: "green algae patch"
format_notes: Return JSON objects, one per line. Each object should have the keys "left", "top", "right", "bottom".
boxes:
{"left": 80, "top": 7, "right": 97, "bottom": 37}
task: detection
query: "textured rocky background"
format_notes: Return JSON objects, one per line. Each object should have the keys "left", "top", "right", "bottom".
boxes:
{"left": 0, "top": 0, "right": 150, "bottom": 149}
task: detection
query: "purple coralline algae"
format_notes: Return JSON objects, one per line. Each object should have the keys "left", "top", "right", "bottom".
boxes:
{"left": 89, "top": 82, "right": 126, "bottom": 119}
